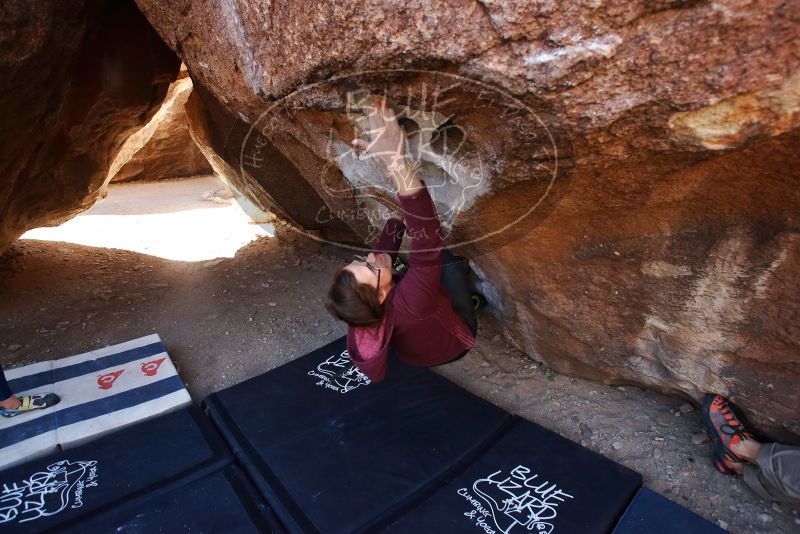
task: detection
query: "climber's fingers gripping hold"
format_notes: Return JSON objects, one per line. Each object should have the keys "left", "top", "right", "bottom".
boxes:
{"left": 351, "top": 97, "right": 406, "bottom": 167}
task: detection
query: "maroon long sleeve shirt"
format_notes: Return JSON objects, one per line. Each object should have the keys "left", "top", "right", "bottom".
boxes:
{"left": 346, "top": 187, "right": 475, "bottom": 382}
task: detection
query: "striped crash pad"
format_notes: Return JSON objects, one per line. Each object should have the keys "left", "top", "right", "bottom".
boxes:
{"left": 0, "top": 334, "right": 190, "bottom": 470}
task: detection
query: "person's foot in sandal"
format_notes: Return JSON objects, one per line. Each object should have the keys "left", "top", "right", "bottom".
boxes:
{"left": 713, "top": 449, "right": 743, "bottom": 476}
{"left": 703, "top": 393, "right": 755, "bottom": 470}
{"left": 0, "top": 393, "right": 60, "bottom": 418}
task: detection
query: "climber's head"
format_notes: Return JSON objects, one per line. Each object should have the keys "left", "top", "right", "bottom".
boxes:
{"left": 325, "top": 252, "right": 393, "bottom": 327}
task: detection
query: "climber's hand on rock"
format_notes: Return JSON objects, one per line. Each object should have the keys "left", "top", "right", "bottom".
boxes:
{"left": 351, "top": 97, "right": 406, "bottom": 168}
{"left": 352, "top": 96, "right": 423, "bottom": 196}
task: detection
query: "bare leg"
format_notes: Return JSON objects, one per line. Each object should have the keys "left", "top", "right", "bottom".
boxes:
{"left": 0, "top": 395, "right": 22, "bottom": 410}
{"left": 724, "top": 439, "right": 764, "bottom": 475}
{"left": 732, "top": 439, "right": 763, "bottom": 463}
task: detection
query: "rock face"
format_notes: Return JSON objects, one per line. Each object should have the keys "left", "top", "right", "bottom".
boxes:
{"left": 109, "top": 68, "right": 212, "bottom": 183}
{"left": 182, "top": 83, "right": 358, "bottom": 243}
{"left": 134, "top": 0, "right": 799, "bottom": 439}
{"left": 0, "top": 0, "right": 179, "bottom": 247}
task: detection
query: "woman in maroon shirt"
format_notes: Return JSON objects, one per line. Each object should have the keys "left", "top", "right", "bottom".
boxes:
{"left": 326, "top": 98, "right": 478, "bottom": 382}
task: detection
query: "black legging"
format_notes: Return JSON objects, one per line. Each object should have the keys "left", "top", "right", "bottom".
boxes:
{"left": 0, "top": 364, "right": 12, "bottom": 400}
{"left": 440, "top": 250, "right": 478, "bottom": 337}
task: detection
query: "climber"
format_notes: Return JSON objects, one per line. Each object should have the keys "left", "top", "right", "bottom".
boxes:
{"left": 325, "top": 97, "right": 483, "bottom": 382}
{"left": 0, "top": 363, "right": 61, "bottom": 417}
{"left": 702, "top": 393, "right": 799, "bottom": 503}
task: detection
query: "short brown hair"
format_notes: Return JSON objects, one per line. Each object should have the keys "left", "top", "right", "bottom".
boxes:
{"left": 326, "top": 268, "right": 385, "bottom": 327}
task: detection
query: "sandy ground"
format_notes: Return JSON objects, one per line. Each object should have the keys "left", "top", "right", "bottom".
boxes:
{"left": 1, "top": 177, "right": 798, "bottom": 533}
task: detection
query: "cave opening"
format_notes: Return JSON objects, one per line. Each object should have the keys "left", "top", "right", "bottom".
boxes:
{"left": 20, "top": 174, "right": 274, "bottom": 262}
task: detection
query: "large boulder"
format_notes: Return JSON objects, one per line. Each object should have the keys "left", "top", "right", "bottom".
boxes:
{"left": 0, "top": 0, "right": 179, "bottom": 248}
{"left": 135, "top": 0, "right": 800, "bottom": 439}
{"left": 109, "top": 67, "right": 212, "bottom": 183}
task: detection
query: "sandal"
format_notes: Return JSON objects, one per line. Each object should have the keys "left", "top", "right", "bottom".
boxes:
{"left": 0, "top": 393, "right": 60, "bottom": 418}
{"left": 712, "top": 451, "right": 739, "bottom": 476}
{"left": 702, "top": 393, "right": 754, "bottom": 463}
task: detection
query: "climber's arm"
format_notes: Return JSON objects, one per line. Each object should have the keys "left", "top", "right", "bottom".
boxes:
{"left": 373, "top": 216, "right": 405, "bottom": 254}
{"left": 351, "top": 97, "right": 423, "bottom": 197}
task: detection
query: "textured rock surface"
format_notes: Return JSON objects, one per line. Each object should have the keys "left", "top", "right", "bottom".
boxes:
{"left": 110, "top": 68, "right": 212, "bottom": 183}
{"left": 135, "top": 0, "right": 800, "bottom": 438}
{"left": 0, "top": 0, "right": 179, "bottom": 248}
{"left": 184, "top": 81, "right": 360, "bottom": 243}
{"left": 471, "top": 132, "right": 800, "bottom": 442}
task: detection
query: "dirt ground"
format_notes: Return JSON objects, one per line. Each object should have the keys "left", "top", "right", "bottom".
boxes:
{"left": 1, "top": 178, "right": 797, "bottom": 533}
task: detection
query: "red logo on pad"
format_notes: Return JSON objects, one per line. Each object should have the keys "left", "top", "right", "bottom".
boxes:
{"left": 140, "top": 357, "right": 166, "bottom": 377}
{"left": 97, "top": 369, "right": 124, "bottom": 389}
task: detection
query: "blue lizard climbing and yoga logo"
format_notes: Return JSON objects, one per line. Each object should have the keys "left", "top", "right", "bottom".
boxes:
{"left": 0, "top": 460, "right": 99, "bottom": 525}
{"left": 308, "top": 349, "right": 371, "bottom": 394}
{"left": 459, "top": 464, "right": 573, "bottom": 534}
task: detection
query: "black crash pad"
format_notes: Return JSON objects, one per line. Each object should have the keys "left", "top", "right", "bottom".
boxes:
{"left": 0, "top": 407, "right": 231, "bottom": 533}
{"left": 612, "top": 488, "right": 727, "bottom": 534}
{"left": 386, "top": 416, "right": 642, "bottom": 534}
{"left": 203, "top": 336, "right": 510, "bottom": 533}
{"left": 59, "top": 465, "right": 281, "bottom": 533}
{"left": 205, "top": 336, "right": 426, "bottom": 451}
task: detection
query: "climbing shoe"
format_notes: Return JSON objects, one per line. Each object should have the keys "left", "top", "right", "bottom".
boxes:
{"left": 702, "top": 394, "right": 755, "bottom": 465}
{"left": 0, "top": 393, "right": 61, "bottom": 418}
{"left": 712, "top": 453, "right": 739, "bottom": 477}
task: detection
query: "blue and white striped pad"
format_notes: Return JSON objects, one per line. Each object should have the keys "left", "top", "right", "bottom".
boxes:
{"left": 0, "top": 334, "right": 191, "bottom": 470}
